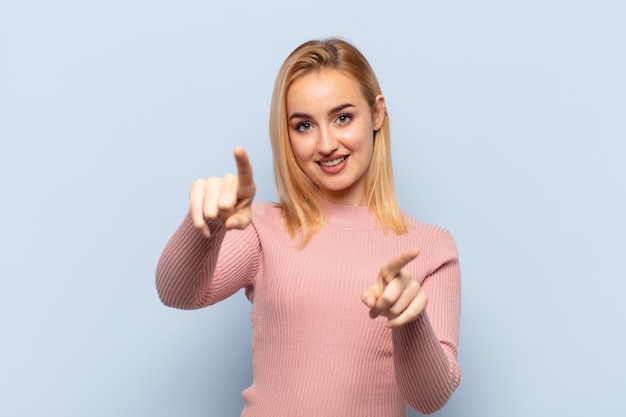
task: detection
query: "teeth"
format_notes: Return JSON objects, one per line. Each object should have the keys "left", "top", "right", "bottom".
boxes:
{"left": 320, "top": 156, "right": 345, "bottom": 167}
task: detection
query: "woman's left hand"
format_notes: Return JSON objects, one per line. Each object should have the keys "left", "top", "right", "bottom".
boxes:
{"left": 361, "top": 248, "right": 428, "bottom": 328}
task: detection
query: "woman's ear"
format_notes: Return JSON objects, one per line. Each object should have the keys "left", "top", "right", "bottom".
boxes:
{"left": 373, "top": 94, "right": 386, "bottom": 130}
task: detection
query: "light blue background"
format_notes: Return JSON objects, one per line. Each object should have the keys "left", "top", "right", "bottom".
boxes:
{"left": 1, "top": 1, "right": 624, "bottom": 416}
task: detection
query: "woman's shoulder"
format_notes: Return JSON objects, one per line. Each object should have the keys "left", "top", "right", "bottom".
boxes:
{"left": 251, "top": 201, "right": 285, "bottom": 226}
{"left": 252, "top": 201, "right": 281, "bottom": 215}
{"left": 402, "top": 213, "right": 459, "bottom": 266}
{"left": 402, "top": 211, "right": 454, "bottom": 242}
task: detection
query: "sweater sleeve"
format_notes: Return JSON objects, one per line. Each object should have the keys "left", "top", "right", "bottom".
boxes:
{"left": 155, "top": 212, "right": 262, "bottom": 310}
{"left": 392, "top": 230, "right": 461, "bottom": 414}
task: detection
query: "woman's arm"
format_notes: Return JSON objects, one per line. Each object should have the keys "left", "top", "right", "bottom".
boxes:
{"left": 392, "top": 231, "right": 462, "bottom": 414}
{"left": 156, "top": 148, "right": 259, "bottom": 309}
{"left": 156, "top": 213, "right": 261, "bottom": 309}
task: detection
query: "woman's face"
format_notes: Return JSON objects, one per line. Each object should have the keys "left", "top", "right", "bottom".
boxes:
{"left": 286, "top": 69, "right": 384, "bottom": 206}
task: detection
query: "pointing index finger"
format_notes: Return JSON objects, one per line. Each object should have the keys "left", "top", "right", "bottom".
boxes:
{"left": 380, "top": 248, "right": 420, "bottom": 281}
{"left": 234, "top": 147, "right": 254, "bottom": 188}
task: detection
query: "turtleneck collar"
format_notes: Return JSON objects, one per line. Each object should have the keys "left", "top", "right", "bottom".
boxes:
{"left": 318, "top": 198, "right": 381, "bottom": 230}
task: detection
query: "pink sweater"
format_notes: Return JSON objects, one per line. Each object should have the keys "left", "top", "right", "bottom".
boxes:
{"left": 156, "top": 200, "right": 461, "bottom": 416}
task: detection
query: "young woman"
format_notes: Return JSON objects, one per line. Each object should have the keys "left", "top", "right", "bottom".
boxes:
{"left": 156, "top": 38, "right": 461, "bottom": 417}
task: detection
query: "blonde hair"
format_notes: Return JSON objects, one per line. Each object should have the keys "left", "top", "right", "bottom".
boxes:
{"left": 269, "top": 38, "right": 408, "bottom": 243}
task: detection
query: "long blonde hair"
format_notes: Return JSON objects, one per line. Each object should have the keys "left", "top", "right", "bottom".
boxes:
{"left": 269, "top": 38, "right": 408, "bottom": 243}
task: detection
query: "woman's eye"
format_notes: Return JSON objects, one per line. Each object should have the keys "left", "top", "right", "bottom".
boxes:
{"left": 336, "top": 113, "right": 353, "bottom": 125}
{"left": 296, "top": 122, "right": 312, "bottom": 132}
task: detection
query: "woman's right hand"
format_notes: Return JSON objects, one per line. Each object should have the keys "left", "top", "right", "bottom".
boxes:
{"left": 189, "top": 147, "right": 256, "bottom": 238}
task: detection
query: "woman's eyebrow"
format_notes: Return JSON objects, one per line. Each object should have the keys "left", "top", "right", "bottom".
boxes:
{"left": 289, "top": 111, "right": 310, "bottom": 120}
{"left": 289, "top": 103, "right": 355, "bottom": 121}
{"left": 328, "top": 103, "right": 355, "bottom": 115}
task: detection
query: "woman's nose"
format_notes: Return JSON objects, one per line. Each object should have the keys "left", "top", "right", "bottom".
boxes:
{"left": 317, "top": 127, "right": 338, "bottom": 155}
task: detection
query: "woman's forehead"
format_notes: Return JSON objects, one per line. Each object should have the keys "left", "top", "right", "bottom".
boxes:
{"left": 286, "top": 69, "right": 366, "bottom": 111}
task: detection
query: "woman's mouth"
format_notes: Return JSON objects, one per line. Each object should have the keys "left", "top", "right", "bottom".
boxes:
{"left": 319, "top": 156, "right": 346, "bottom": 167}
{"left": 317, "top": 155, "right": 348, "bottom": 174}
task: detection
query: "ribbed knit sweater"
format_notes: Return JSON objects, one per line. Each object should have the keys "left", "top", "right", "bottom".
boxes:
{"left": 156, "top": 200, "right": 461, "bottom": 417}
